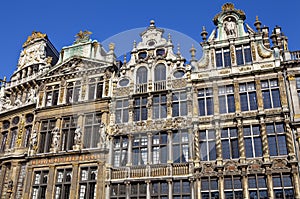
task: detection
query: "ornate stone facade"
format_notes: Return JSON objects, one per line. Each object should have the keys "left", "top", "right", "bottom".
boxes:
{"left": 0, "top": 3, "right": 299, "bottom": 199}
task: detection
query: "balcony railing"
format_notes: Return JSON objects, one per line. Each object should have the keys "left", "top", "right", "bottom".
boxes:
{"left": 153, "top": 80, "right": 166, "bottom": 91}
{"left": 110, "top": 163, "right": 189, "bottom": 179}
{"left": 135, "top": 83, "right": 148, "bottom": 93}
{"left": 284, "top": 51, "right": 300, "bottom": 61}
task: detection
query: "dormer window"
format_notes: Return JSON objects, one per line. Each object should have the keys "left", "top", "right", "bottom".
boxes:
{"left": 138, "top": 52, "right": 147, "bottom": 60}
{"left": 236, "top": 45, "right": 252, "bottom": 65}
{"left": 156, "top": 48, "right": 165, "bottom": 56}
{"left": 216, "top": 48, "right": 231, "bottom": 68}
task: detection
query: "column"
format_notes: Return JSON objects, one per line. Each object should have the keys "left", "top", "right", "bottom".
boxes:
{"left": 146, "top": 180, "right": 150, "bottom": 199}
{"left": 218, "top": 175, "right": 224, "bottom": 199}
{"left": 192, "top": 125, "right": 200, "bottom": 167}
{"left": 236, "top": 118, "right": 246, "bottom": 163}
{"left": 125, "top": 181, "right": 130, "bottom": 199}
{"left": 215, "top": 120, "right": 222, "bottom": 166}
{"left": 242, "top": 171, "right": 249, "bottom": 199}
{"left": 278, "top": 73, "right": 288, "bottom": 110}
{"left": 285, "top": 121, "right": 296, "bottom": 160}
{"left": 46, "top": 165, "right": 55, "bottom": 199}
{"left": 69, "top": 163, "right": 79, "bottom": 199}
{"left": 195, "top": 176, "right": 201, "bottom": 199}
{"left": 213, "top": 82, "right": 219, "bottom": 115}
{"left": 97, "top": 162, "right": 105, "bottom": 199}
{"left": 147, "top": 132, "right": 152, "bottom": 164}
{"left": 266, "top": 171, "right": 274, "bottom": 199}
{"left": 259, "top": 116, "right": 270, "bottom": 163}
{"left": 108, "top": 136, "right": 114, "bottom": 167}
{"left": 105, "top": 182, "right": 110, "bottom": 199}
{"left": 127, "top": 134, "right": 133, "bottom": 166}
{"left": 167, "top": 179, "right": 172, "bottom": 199}
{"left": 233, "top": 79, "right": 241, "bottom": 113}
{"left": 189, "top": 178, "right": 195, "bottom": 199}
{"left": 167, "top": 130, "right": 172, "bottom": 163}
{"left": 292, "top": 168, "right": 300, "bottom": 199}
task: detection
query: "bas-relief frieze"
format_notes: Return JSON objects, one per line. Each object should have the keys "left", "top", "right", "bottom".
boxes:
{"left": 30, "top": 153, "right": 103, "bottom": 166}
{"left": 172, "top": 79, "right": 187, "bottom": 88}
{"left": 115, "top": 87, "right": 130, "bottom": 96}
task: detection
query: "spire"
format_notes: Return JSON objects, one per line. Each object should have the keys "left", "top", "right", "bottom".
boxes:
{"left": 254, "top": 16, "right": 262, "bottom": 32}
{"left": 190, "top": 44, "right": 196, "bottom": 60}
{"left": 177, "top": 44, "right": 181, "bottom": 57}
{"left": 201, "top": 26, "right": 208, "bottom": 41}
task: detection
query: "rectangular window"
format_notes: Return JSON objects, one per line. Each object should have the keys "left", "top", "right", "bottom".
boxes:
{"left": 261, "top": 79, "right": 281, "bottom": 109}
{"left": 84, "top": 113, "right": 101, "bottom": 149}
{"left": 173, "top": 130, "right": 189, "bottom": 163}
{"left": 152, "top": 132, "right": 168, "bottom": 164}
{"left": 45, "top": 86, "right": 59, "bottom": 106}
{"left": 153, "top": 94, "right": 167, "bottom": 119}
{"left": 9, "top": 128, "right": 17, "bottom": 149}
{"left": 224, "top": 176, "right": 243, "bottom": 199}
{"left": 199, "top": 129, "right": 216, "bottom": 161}
{"left": 32, "top": 170, "right": 48, "bottom": 199}
{"left": 0, "top": 132, "right": 7, "bottom": 152}
{"left": 198, "top": 88, "right": 214, "bottom": 116}
{"left": 24, "top": 126, "right": 32, "bottom": 147}
{"left": 216, "top": 48, "right": 231, "bottom": 68}
{"left": 266, "top": 122, "right": 288, "bottom": 156}
{"left": 114, "top": 136, "right": 128, "bottom": 167}
{"left": 273, "top": 174, "right": 294, "bottom": 199}
{"left": 66, "top": 81, "right": 81, "bottom": 103}
{"left": 248, "top": 175, "right": 268, "bottom": 199}
{"left": 61, "top": 116, "right": 77, "bottom": 151}
{"left": 115, "top": 99, "right": 129, "bottom": 123}
{"left": 236, "top": 45, "right": 252, "bottom": 66}
{"left": 39, "top": 119, "right": 56, "bottom": 153}
{"left": 151, "top": 181, "right": 168, "bottom": 199}
{"left": 134, "top": 96, "right": 148, "bottom": 121}
{"left": 55, "top": 168, "right": 72, "bottom": 199}
{"left": 79, "top": 166, "right": 97, "bottom": 199}
{"left": 111, "top": 184, "right": 126, "bottom": 199}
{"left": 221, "top": 127, "right": 239, "bottom": 159}
{"left": 239, "top": 82, "right": 257, "bottom": 111}
{"left": 201, "top": 177, "right": 219, "bottom": 199}
{"left": 218, "top": 85, "right": 235, "bottom": 114}
{"left": 244, "top": 125, "right": 263, "bottom": 158}
{"left": 173, "top": 180, "right": 191, "bottom": 199}
{"left": 88, "top": 78, "right": 103, "bottom": 100}
{"left": 130, "top": 182, "right": 147, "bottom": 199}
{"left": 172, "top": 91, "right": 187, "bottom": 117}
{"left": 133, "top": 134, "right": 148, "bottom": 165}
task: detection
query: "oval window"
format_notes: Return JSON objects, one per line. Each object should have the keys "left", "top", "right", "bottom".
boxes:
{"left": 3, "top": 121, "right": 10, "bottom": 130}
{"left": 119, "top": 78, "right": 130, "bottom": 87}
{"left": 173, "top": 70, "right": 185, "bottom": 78}
{"left": 156, "top": 48, "right": 165, "bottom": 56}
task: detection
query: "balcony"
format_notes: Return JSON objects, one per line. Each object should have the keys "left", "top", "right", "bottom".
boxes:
{"left": 110, "top": 163, "right": 189, "bottom": 180}
{"left": 153, "top": 80, "right": 166, "bottom": 91}
{"left": 135, "top": 83, "right": 148, "bottom": 93}
{"left": 283, "top": 51, "right": 300, "bottom": 61}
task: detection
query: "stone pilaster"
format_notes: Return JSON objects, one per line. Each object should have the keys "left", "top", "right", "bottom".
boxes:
{"left": 255, "top": 77, "right": 263, "bottom": 111}
{"left": 284, "top": 121, "right": 296, "bottom": 160}
{"left": 69, "top": 163, "right": 79, "bottom": 199}
{"left": 108, "top": 136, "right": 114, "bottom": 167}
{"left": 167, "top": 92, "right": 172, "bottom": 118}
{"left": 22, "top": 166, "right": 33, "bottom": 199}
{"left": 46, "top": 165, "right": 55, "bottom": 199}
{"left": 193, "top": 125, "right": 200, "bottom": 167}
{"left": 213, "top": 82, "right": 219, "bottom": 115}
{"left": 218, "top": 175, "right": 224, "bottom": 199}
{"left": 278, "top": 73, "right": 288, "bottom": 109}
{"left": 167, "top": 179, "right": 172, "bottom": 199}
{"left": 0, "top": 164, "right": 7, "bottom": 197}
{"left": 266, "top": 170, "right": 274, "bottom": 199}
{"left": 292, "top": 167, "right": 300, "bottom": 199}
{"left": 146, "top": 180, "right": 150, "bottom": 199}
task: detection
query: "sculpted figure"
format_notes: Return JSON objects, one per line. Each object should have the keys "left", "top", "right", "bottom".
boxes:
{"left": 99, "top": 123, "right": 107, "bottom": 148}
{"left": 74, "top": 126, "right": 82, "bottom": 145}
{"left": 29, "top": 130, "right": 38, "bottom": 150}
{"left": 51, "top": 127, "right": 60, "bottom": 149}
{"left": 224, "top": 17, "right": 237, "bottom": 36}
{"left": 26, "top": 88, "right": 36, "bottom": 103}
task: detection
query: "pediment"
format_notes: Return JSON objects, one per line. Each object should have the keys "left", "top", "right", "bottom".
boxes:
{"left": 42, "top": 57, "right": 107, "bottom": 78}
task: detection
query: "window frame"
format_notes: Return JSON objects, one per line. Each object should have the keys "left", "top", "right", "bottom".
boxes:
{"left": 54, "top": 168, "right": 72, "bottom": 199}
{"left": 115, "top": 99, "right": 129, "bottom": 124}
{"left": 218, "top": 85, "right": 235, "bottom": 114}
{"left": 153, "top": 93, "right": 167, "bottom": 119}
{"left": 61, "top": 116, "right": 77, "bottom": 151}
{"left": 132, "top": 134, "right": 148, "bottom": 165}
{"left": 197, "top": 88, "right": 214, "bottom": 116}
{"left": 172, "top": 130, "right": 189, "bottom": 163}
{"left": 243, "top": 125, "right": 263, "bottom": 158}
{"left": 83, "top": 112, "right": 101, "bottom": 149}
{"left": 221, "top": 127, "right": 239, "bottom": 159}
{"left": 266, "top": 122, "right": 288, "bottom": 156}
{"left": 199, "top": 129, "right": 217, "bottom": 161}
{"left": 261, "top": 79, "right": 281, "bottom": 109}
{"left": 134, "top": 95, "right": 148, "bottom": 122}
{"left": 38, "top": 119, "right": 56, "bottom": 153}
{"left": 79, "top": 166, "right": 98, "bottom": 199}
{"left": 239, "top": 82, "right": 258, "bottom": 111}
{"left": 32, "top": 170, "right": 49, "bottom": 199}
{"left": 172, "top": 91, "right": 188, "bottom": 117}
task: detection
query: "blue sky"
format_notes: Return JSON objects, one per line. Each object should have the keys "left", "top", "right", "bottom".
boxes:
{"left": 0, "top": 0, "right": 299, "bottom": 79}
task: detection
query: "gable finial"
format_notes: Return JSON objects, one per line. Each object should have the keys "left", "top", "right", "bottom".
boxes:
{"left": 254, "top": 16, "right": 262, "bottom": 32}
{"left": 150, "top": 19, "right": 155, "bottom": 28}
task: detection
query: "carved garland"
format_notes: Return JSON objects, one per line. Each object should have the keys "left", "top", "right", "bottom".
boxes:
{"left": 198, "top": 52, "right": 209, "bottom": 68}
{"left": 230, "top": 45, "right": 235, "bottom": 65}
{"left": 251, "top": 42, "right": 257, "bottom": 61}
{"left": 257, "top": 44, "right": 272, "bottom": 58}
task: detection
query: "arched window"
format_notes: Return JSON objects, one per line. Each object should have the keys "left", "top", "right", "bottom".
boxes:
{"left": 154, "top": 64, "right": 166, "bottom": 91}
{"left": 136, "top": 67, "right": 148, "bottom": 93}
{"left": 136, "top": 67, "right": 148, "bottom": 84}
{"left": 154, "top": 64, "right": 166, "bottom": 81}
